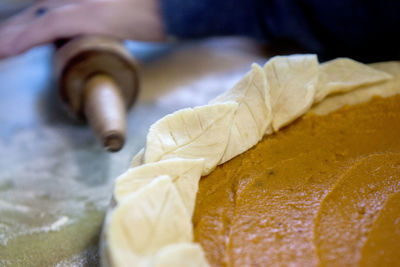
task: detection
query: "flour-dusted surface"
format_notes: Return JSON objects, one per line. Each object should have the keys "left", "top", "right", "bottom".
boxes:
{"left": 0, "top": 37, "right": 266, "bottom": 266}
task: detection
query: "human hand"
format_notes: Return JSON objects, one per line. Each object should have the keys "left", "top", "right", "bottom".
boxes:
{"left": 0, "top": 0, "right": 165, "bottom": 59}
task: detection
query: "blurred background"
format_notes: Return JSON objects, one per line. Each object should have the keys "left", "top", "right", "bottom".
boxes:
{"left": 0, "top": 1, "right": 271, "bottom": 266}
{"left": 0, "top": 0, "right": 32, "bottom": 20}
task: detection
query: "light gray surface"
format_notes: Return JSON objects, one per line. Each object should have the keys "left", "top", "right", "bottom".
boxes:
{"left": 0, "top": 38, "right": 266, "bottom": 266}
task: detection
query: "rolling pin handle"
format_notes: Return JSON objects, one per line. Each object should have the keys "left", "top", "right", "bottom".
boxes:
{"left": 84, "top": 74, "right": 127, "bottom": 152}
{"left": 55, "top": 36, "right": 140, "bottom": 152}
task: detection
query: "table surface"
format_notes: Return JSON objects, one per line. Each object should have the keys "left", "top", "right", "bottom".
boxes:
{"left": 0, "top": 34, "right": 270, "bottom": 265}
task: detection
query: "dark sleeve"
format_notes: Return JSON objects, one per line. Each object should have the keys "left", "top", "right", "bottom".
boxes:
{"left": 161, "top": 0, "right": 400, "bottom": 62}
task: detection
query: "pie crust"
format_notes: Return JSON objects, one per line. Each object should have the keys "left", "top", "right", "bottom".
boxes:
{"left": 100, "top": 55, "right": 398, "bottom": 267}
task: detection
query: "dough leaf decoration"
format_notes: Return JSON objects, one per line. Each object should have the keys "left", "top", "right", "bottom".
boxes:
{"left": 314, "top": 58, "right": 392, "bottom": 103}
{"left": 153, "top": 243, "right": 210, "bottom": 267}
{"left": 115, "top": 158, "right": 204, "bottom": 216}
{"left": 311, "top": 66, "right": 400, "bottom": 116}
{"left": 144, "top": 102, "right": 238, "bottom": 175}
{"left": 210, "top": 64, "right": 272, "bottom": 163}
{"left": 108, "top": 176, "right": 193, "bottom": 267}
{"left": 263, "top": 54, "right": 319, "bottom": 131}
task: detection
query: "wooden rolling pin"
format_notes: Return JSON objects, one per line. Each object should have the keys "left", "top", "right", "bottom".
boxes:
{"left": 54, "top": 36, "right": 140, "bottom": 152}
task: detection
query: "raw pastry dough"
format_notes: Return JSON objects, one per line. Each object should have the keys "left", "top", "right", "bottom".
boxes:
{"left": 263, "top": 54, "right": 319, "bottom": 131}
{"left": 311, "top": 62, "right": 400, "bottom": 116}
{"left": 115, "top": 158, "right": 204, "bottom": 216}
{"left": 144, "top": 102, "right": 238, "bottom": 175}
{"left": 210, "top": 64, "right": 271, "bottom": 163}
{"left": 109, "top": 176, "right": 192, "bottom": 267}
{"left": 153, "top": 243, "right": 209, "bottom": 267}
{"left": 314, "top": 58, "right": 392, "bottom": 103}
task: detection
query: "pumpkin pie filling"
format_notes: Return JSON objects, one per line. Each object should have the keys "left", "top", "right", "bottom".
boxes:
{"left": 193, "top": 95, "right": 400, "bottom": 266}
{"left": 359, "top": 191, "right": 400, "bottom": 267}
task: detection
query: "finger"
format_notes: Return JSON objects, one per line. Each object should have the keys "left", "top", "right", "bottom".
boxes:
{"left": 0, "top": 0, "right": 81, "bottom": 29}
{"left": 0, "top": 1, "right": 95, "bottom": 58}
{"left": 9, "top": 3, "right": 109, "bottom": 56}
{"left": 0, "top": 0, "right": 87, "bottom": 58}
{"left": 0, "top": 22, "right": 28, "bottom": 58}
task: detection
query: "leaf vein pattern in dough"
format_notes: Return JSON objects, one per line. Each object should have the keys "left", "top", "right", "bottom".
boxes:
{"left": 195, "top": 111, "right": 205, "bottom": 131}
{"left": 155, "top": 109, "right": 233, "bottom": 160}
{"left": 166, "top": 119, "right": 179, "bottom": 147}
{"left": 242, "top": 101, "right": 260, "bottom": 136}
{"left": 145, "top": 188, "right": 172, "bottom": 252}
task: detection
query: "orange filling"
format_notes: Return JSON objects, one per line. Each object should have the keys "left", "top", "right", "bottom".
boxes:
{"left": 193, "top": 94, "right": 400, "bottom": 266}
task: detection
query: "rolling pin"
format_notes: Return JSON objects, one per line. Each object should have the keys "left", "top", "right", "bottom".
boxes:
{"left": 54, "top": 36, "right": 140, "bottom": 152}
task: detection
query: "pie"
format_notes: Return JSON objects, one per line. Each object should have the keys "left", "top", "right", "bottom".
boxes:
{"left": 100, "top": 55, "right": 400, "bottom": 267}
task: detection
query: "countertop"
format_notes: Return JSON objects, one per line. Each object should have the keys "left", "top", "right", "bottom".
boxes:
{"left": 0, "top": 37, "right": 268, "bottom": 266}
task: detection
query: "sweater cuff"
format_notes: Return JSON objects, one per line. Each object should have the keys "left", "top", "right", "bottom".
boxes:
{"left": 160, "top": 0, "right": 264, "bottom": 40}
